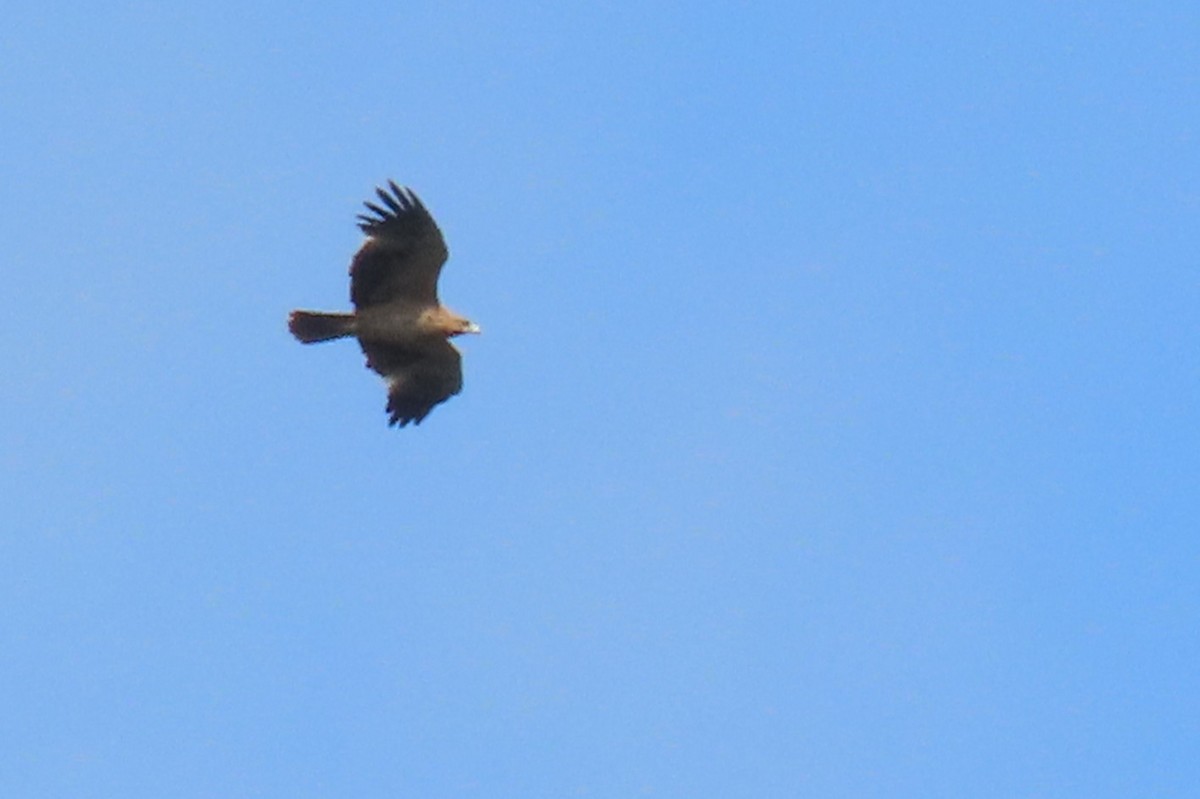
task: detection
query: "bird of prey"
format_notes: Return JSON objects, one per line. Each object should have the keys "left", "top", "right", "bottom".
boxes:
{"left": 288, "top": 182, "right": 480, "bottom": 427}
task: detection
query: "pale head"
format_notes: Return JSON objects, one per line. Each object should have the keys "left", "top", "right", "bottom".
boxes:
{"left": 423, "top": 306, "right": 481, "bottom": 338}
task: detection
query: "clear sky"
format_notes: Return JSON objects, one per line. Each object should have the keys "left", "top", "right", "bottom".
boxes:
{"left": 3, "top": 2, "right": 1198, "bottom": 796}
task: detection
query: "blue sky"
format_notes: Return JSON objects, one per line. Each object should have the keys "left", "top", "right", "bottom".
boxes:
{"left": 3, "top": 2, "right": 1198, "bottom": 796}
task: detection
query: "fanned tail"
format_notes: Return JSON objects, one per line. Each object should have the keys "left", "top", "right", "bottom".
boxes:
{"left": 288, "top": 310, "right": 355, "bottom": 343}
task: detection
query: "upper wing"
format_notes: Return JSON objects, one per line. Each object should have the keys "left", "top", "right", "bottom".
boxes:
{"left": 350, "top": 182, "right": 449, "bottom": 309}
{"left": 360, "top": 338, "right": 464, "bottom": 427}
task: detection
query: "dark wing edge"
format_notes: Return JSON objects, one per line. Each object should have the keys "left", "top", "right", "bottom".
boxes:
{"left": 367, "top": 341, "right": 464, "bottom": 428}
{"left": 356, "top": 181, "right": 447, "bottom": 254}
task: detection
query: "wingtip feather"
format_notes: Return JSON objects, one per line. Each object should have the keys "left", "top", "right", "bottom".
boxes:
{"left": 377, "top": 186, "right": 403, "bottom": 213}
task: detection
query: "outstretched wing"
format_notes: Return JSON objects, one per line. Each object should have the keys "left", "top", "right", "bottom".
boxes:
{"left": 350, "top": 182, "right": 449, "bottom": 309}
{"left": 360, "top": 338, "right": 464, "bottom": 427}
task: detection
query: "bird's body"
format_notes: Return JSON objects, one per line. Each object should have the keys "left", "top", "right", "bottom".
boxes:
{"left": 288, "top": 182, "right": 479, "bottom": 427}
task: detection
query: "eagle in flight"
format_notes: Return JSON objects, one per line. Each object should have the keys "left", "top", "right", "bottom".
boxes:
{"left": 288, "top": 182, "right": 479, "bottom": 427}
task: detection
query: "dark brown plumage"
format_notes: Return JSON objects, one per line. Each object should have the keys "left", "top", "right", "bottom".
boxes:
{"left": 289, "top": 182, "right": 479, "bottom": 427}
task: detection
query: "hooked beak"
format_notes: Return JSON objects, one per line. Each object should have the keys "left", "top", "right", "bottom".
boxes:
{"left": 464, "top": 322, "right": 482, "bottom": 335}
